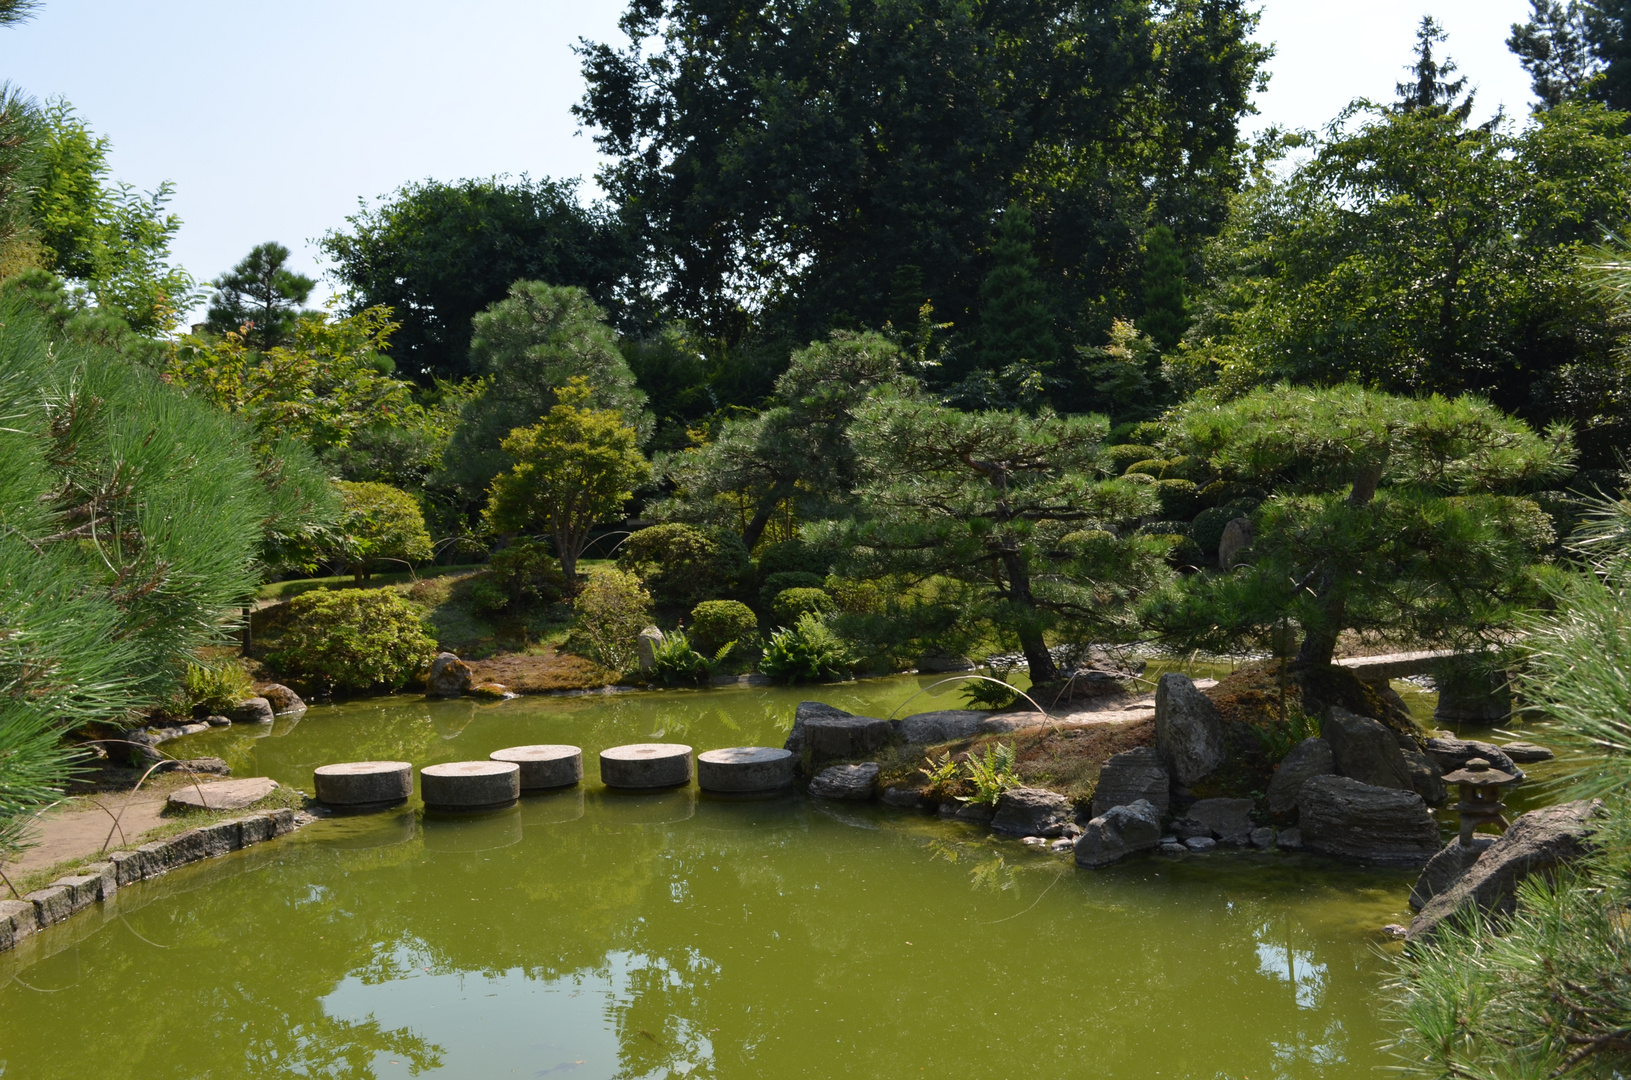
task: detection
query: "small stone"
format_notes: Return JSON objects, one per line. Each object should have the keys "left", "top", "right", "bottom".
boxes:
{"left": 470, "top": 682, "right": 513, "bottom": 700}
{"left": 1160, "top": 842, "right": 1187, "bottom": 856}
{"left": 1277, "top": 827, "right": 1303, "bottom": 850}
{"left": 1381, "top": 924, "right": 1409, "bottom": 940}
{"left": 1021, "top": 836, "right": 1049, "bottom": 847}
{"left": 206, "top": 715, "right": 232, "bottom": 727}
{"left": 166, "top": 776, "right": 278, "bottom": 812}
{"left": 1500, "top": 741, "right": 1554, "bottom": 763}
{"left": 953, "top": 802, "right": 995, "bottom": 824}
{"left": 1249, "top": 826, "right": 1277, "bottom": 849}
{"left": 1160, "top": 835, "right": 1178, "bottom": 845}
{"left": 1049, "top": 838, "right": 1075, "bottom": 853}
{"left": 1218, "top": 831, "right": 1253, "bottom": 847}
{"left": 637, "top": 627, "right": 665, "bottom": 673}
{"left": 268, "top": 807, "right": 297, "bottom": 835}
{"left": 231, "top": 697, "right": 275, "bottom": 724}
{"left": 808, "top": 763, "right": 880, "bottom": 801}
{"left": 1184, "top": 836, "right": 1217, "bottom": 852}
{"left": 428, "top": 652, "right": 474, "bottom": 697}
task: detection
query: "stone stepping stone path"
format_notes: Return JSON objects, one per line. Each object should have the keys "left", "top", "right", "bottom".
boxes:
{"left": 490, "top": 745, "right": 583, "bottom": 791}
{"left": 314, "top": 761, "right": 413, "bottom": 809}
{"left": 600, "top": 743, "right": 693, "bottom": 789}
{"left": 697, "top": 747, "right": 793, "bottom": 794}
{"left": 421, "top": 761, "right": 521, "bottom": 812}
{"left": 166, "top": 776, "right": 278, "bottom": 812}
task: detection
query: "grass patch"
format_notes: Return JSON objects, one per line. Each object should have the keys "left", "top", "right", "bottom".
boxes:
{"left": 256, "top": 565, "right": 486, "bottom": 602}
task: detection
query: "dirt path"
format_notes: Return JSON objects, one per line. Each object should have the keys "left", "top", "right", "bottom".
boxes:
{"left": 6, "top": 790, "right": 171, "bottom": 878}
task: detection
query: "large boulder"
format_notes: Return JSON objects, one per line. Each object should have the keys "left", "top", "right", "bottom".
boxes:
{"left": 807, "top": 762, "right": 880, "bottom": 801}
{"left": 1266, "top": 737, "right": 1335, "bottom": 816}
{"left": 784, "top": 702, "right": 895, "bottom": 765}
{"left": 427, "top": 653, "right": 472, "bottom": 698}
{"left": 1409, "top": 836, "right": 1494, "bottom": 912}
{"left": 230, "top": 697, "right": 274, "bottom": 724}
{"left": 257, "top": 683, "right": 306, "bottom": 715}
{"left": 1323, "top": 707, "right": 1414, "bottom": 790}
{"left": 1422, "top": 736, "right": 1525, "bottom": 783}
{"left": 1400, "top": 747, "right": 1448, "bottom": 806}
{"left": 1297, "top": 774, "right": 1441, "bottom": 867}
{"left": 1153, "top": 673, "right": 1225, "bottom": 785}
{"left": 1174, "top": 797, "right": 1255, "bottom": 843}
{"left": 1408, "top": 800, "right": 1600, "bottom": 942}
{"left": 1091, "top": 747, "right": 1170, "bottom": 819}
{"left": 1074, "top": 799, "right": 1162, "bottom": 868}
{"left": 990, "top": 787, "right": 1073, "bottom": 838}
{"left": 897, "top": 710, "right": 987, "bottom": 745}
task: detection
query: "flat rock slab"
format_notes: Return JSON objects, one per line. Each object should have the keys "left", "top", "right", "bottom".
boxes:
{"left": 808, "top": 763, "right": 879, "bottom": 801}
{"left": 990, "top": 787, "right": 1072, "bottom": 837}
{"left": 491, "top": 745, "right": 583, "bottom": 791}
{"left": 421, "top": 761, "right": 521, "bottom": 810}
{"left": 1423, "top": 736, "right": 1525, "bottom": 782}
{"left": 314, "top": 761, "right": 413, "bottom": 807}
{"left": 167, "top": 777, "right": 277, "bottom": 812}
{"left": 697, "top": 747, "right": 794, "bottom": 793}
{"left": 1297, "top": 774, "right": 1439, "bottom": 867}
{"left": 1091, "top": 746, "right": 1170, "bottom": 819}
{"left": 600, "top": 743, "right": 694, "bottom": 789}
{"left": 896, "top": 710, "right": 987, "bottom": 744}
{"left": 1500, "top": 741, "right": 1554, "bottom": 763}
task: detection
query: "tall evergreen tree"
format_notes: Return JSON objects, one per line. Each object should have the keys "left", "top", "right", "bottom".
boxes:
{"left": 1395, "top": 16, "right": 1476, "bottom": 123}
{"left": 1138, "top": 224, "right": 1189, "bottom": 352}
{"left": 1509, "top": 0, "right": 1600, "bottom": 107}
{"left": 978, "top": 203, "right": 1059, "bottom": 371}
{"left": 205, "top": 241, "right": 315, "bottom": 351}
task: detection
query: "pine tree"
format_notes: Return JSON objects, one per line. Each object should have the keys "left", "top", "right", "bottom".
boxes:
{"left": 1138, "top": 224, "right": 1189, "bottom": 352}
{"left": 977, "top": 203, "right": 1059, "bottom": 371}
{"left": 205, "top": 241, "right": 315, "bottom": 351}
{"left": 1396, "top": 16, "right": 1476, "bottom": 123}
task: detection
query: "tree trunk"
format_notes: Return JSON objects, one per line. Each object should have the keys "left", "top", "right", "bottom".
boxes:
{"left": 1295, "top": 462, "right": 1381, "bottom": 666}
{"left": 742, "top": 481, "right": 797, "bottom": 551}
{"left": 1000, "top": 546, "right": 1058, "bottom": 683}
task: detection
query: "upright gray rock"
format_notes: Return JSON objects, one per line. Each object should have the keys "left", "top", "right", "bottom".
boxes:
{"left": 1154, "top": 673, "right": 1225, "bottom": 785}
{"left": 1323, "top": 707, "right": 1414, "bottom": 790}
{"left": 1091, "top": 747, "right": 1170, "bottom": 819}
{"left": 1409, "top": 836, "right": 1494, "bottom": 912}
{"left": 807, "top": 763, "right": 880, "bottom": 801}
{"left": 1400, "top": 747, "right": 1448, "bottom": 806}
{"left": 1217, "top": 516, "right": 1254, "bottom": 569}
{"left": 427, "top": 652, "right": 472, "bottom": 697}
{"left": 1297, "top": 774, "right": 1440, "bottom": 867}
{"left": 1422, "top": 736, "right": 1525, "bottom": 782}
{"left": 1408, "top": 800, "right": 1600, "bottom": 941}
{"left": 1266, "top": 737, "right": 1335, "bottom": 816}
{"left": 990, "top": 787, "right": 1073, "bottom": 838}
{"left": 636, "top": 627, "right": 665, "bottom": 674}
{"left": 1075, "top": 799, "right": 1162, "bottom": 868}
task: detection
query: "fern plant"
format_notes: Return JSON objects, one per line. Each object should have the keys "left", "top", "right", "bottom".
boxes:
{"left": 919, "top": 751, "right": 961, "bottom": 799}
{"left": 758, "top": 613, "right": 854, "bottom": 683}
{"left": 960, "top": 663, "right": 1020, "bottom": 709}
{"left": 959, "top": 742, "right": 1021, "bottom": 806}
{"left": 647, "top": 629, "right": 714, "bottom": 687}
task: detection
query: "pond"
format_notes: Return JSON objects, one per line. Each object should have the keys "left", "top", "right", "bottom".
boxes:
{"left": 0, "top": 675, "right": 1487, "bottom": 1079}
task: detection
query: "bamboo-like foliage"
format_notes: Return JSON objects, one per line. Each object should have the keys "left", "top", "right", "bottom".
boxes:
{"left": 0, "top": 301, "right": 324, "bottom": 854}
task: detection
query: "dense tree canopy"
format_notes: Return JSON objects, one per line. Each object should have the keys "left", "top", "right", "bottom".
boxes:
{"left": 577, "top": 0, "right": 1270, "bottom": 351}
{"left": 319, "top": 176, "right": 633, "bottom": 382}
{"left": 1509, "top": 0, "right": 1631, "bottom": 110}
{"left": 205, "top": 241, "right": 316, "bottom": 350}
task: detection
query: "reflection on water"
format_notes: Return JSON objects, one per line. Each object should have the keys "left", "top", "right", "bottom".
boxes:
{"left": 0, "top": 677, "right": 1441, "bottom": 1079}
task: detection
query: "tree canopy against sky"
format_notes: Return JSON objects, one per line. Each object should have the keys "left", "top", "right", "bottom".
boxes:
{"left": 1509, "top": 0, "right": 1631, "bottom": 110}
{"left": 576, "top": 0, "right": 1270, "bottom": 353}
{"left": 319, "top": 176, "right": 633, "bottom": 383}
{"left": 205, "top": 241, "right": 315, "bottom": 351}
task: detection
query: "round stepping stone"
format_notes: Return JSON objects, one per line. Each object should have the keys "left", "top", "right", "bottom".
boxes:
{"left": 697, "top": 747, "right": 794, "bottom": 794}
{"left": 313, "top": 761, "right": 413, "bottom": 809}
{"left": 599, "top": 743, "right": 694, "bottom": 789}
{"left": 167, "top": 776, "right": 278, "bottom": 812}
{"left": 420, "top": 760, "right": 521, "bottom": 812}
{"left": 490, "top": 745, "right": 583, "bottom": 791}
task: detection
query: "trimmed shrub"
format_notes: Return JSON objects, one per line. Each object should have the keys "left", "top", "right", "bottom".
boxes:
{"left": 759, "top": 613, "right": 853, "bottom": 683}
{"left": 771, "top": 586, "right": 836, "bottom": 625}
{"left": 1138, "top": 520, "right": 1193, "bottom": 538}
{"left": 1124, "top": 457, "right": 1168, "bottom": 478}
{"left": 265, "top": 589, "right": 437, "bottom": 694}
{"left": 689, "top": 599, "right": 758, "bottom": 655}
{"left": 824, "top": 573, "right": 883, "bottom": 615}
{"left": 333, "top": 481, "right": 433, "bottom": 579}
{"left": 1192, "top": 504, "right": 1258, "bottom": 555}
{"left": 1165, "top": 535, "right": 1206, "bottom": 570}
{"left": 568, "top": 567, "right": 652, "bottom": 673}
{"left": 759, "top": 570, "right": 824, "bottom": 611}
{"left": 619, "top": 523, "right": 750, "bottom": 608}
{"left": 755, "top": 538, "right": 832, "bottom": 580}
{"left": 470, "top": 539, "right": 565, "bottom": 615}
{"left": 1154, "top": 478, "right": 1200, "bottom": 520}
{"left": 1105, "top": 444, "right": 1159, "bottom": 475}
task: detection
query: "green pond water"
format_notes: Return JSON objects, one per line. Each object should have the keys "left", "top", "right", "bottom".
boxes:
{"left": 0, "top": 673, "right": 1532, "bottom": 1079}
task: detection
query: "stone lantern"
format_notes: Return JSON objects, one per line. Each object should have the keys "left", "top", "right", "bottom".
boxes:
{"left": 1441, "top": 757, "right": 1518, "bottom": 847}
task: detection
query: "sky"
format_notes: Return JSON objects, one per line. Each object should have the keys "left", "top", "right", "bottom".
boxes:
{"left": 1, "top": 1, "right": 1538, "bottom": 319}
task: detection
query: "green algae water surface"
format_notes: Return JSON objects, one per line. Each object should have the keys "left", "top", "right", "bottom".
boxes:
{"left": 0, "top": 678, "right": 1416, "bottom": 1079}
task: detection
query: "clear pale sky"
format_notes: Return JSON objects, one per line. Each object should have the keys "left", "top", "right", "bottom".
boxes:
{"left": 1, "top": 1, "right": 1535, "bottom": 316}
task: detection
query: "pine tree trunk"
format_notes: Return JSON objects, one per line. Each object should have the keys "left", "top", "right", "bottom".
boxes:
{"left": 1000, "top": 546, "right": 1058, "bottom": 683}
{"left": 742, "top": 481, "right": 797, "bottom": 551}
{"left": 1294, "top": 463, "right": 1381, "bottom": 667}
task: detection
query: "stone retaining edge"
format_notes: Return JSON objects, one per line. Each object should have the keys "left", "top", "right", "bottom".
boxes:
{"left": 0, "top": 807, "right": 308, "bottom": 953}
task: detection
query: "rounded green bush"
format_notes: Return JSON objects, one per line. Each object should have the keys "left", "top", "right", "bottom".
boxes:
{"left": 472, "top": 538, "right": 565, "bottom": 615}
{"left": 265, "top": 588, "right": 437, "bottom": 694}
{"left": 1104, "top": 444, "right": 1159, "bottom": 474}
{"left": 1124, "top": 457, "right": 1168, "bottom": 478}
{"left": 619, "top": 523, "right": 751, "bottom": 608}
{"left": 755, "top": 539, "right": 832, "bottom": 581}
{"left": 1138, "top": 520, "right": 1193, "bottom": 538}
{"left": 1154, "top": 478, "right": 1200, "bottom": 520}
{"left": 1165, "top": 535, "right": 1206, "bottom": 570}
{"left": 759, "top": 570, "right": 825, "bottom": 611}
{"left": 1192, "top": 505, "right": 1248, "bottom": 555}
{"left": 771, "top": 587, "right": 836, "bottom": 626}
{"left": 689, "top": 599, "right": 758, "bottom": 655}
